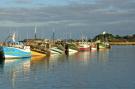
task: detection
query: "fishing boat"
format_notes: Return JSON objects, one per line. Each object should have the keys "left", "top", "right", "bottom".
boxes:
{"left": 78, "top": 42, "right": 90, "bottom": 51}
{"left": 65, "top": 43, "right": 78, "bottom": 54}
{"left": 0, "top": 33, "right": 31, "bottom": 59}
{"left": 49, "top": 30, "right": 65, "bottom": 56}
{"left": 97, "top": 42, "right": 110, "bottom": 49}
{"left": 50, "top": 46, "right": 64, "bottom": 55}
{"left": 0, "top": 43, "right": 31, "bottom": 59}
{"left": 68, "top": 48, "right": 78, "bottom": 54}
{"left": 31, "top": 50, "right": 46, "bottom": 57}
{"left": 78, "top": 33, "right": 90, "bottom": 51}
{"left": 91, "top": 43, "right": 97, "bottom": 51}
{"left": 96, "top": 31, "right": 111, "bottom": 49}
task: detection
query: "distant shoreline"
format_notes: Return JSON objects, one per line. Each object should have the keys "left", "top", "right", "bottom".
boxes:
{"left": 1, "top": 41, "right": 135, "bottom": 46}
{"left": 109, "top": 42, "right": 135, "bottom": 45}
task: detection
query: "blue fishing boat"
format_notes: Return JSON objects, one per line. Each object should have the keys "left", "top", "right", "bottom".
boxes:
{"left": 0, "top": 45, "right": 31, "bottom": 59}
{"left": 0, "top": 33, "right": 31, "bottom": 59}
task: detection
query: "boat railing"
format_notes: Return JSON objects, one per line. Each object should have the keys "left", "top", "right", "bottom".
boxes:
{"left": 2, "top": 42, "right": 27, "bottom": 49}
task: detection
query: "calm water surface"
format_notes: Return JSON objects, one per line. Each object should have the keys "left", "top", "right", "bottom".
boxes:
{"left": 0, "top": 46, "right": 135, "bottom": 89}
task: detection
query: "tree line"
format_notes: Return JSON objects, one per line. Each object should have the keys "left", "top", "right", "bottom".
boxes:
{"left": 93, "top": 33, "right": 135, "bottom": 42}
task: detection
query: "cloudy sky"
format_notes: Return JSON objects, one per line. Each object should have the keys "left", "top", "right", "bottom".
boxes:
{"left": 0, "top": 0, "right": 135, "bottom": 41}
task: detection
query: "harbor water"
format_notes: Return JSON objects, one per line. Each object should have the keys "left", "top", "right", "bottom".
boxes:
{"left": 0, "top": 46, "right": 135, "bottom": 89}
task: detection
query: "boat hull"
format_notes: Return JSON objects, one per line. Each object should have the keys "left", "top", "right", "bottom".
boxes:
{"left": 31, "top": 51, "right": 46, "bottom": 57}
{"left": 68, "top": 48, "right": 78, "bottom": 54}
{"left": 0, "top": 46, "right": 31, "bottom": 59}
{"left": 79, "top": 47, "right": 90, "bottom": 51}
{"left": 50, "top": 47, "right": 64, "bottom": 55}
{"left": 78, "top": 43, "right": 90, "bottom": 51}
{"left": 91, "top": 47, "right": 97, "bottom": 50}
{"left": 97, "top": 43, "right": 110, "bottom": 49}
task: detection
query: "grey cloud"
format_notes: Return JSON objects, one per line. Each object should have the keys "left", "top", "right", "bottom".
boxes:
{"left": 68, "top": 0, "right": 97, "bottom": 4}
{"left": 0, "top": 2, "right": 134, "bottom": 23}
{"left": 15, "top": 0, "right": 32, "bottom": 3}
{"left": 0, "top": 0, "right": 135, "bottom": 37}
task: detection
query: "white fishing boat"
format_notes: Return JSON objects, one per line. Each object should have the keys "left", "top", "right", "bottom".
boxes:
{"left": 68, "top": 48, "right": 78, "bottom": 54}
{"left": 91, "top": 43, "right": 97, "bottom": 51}
{"left": 50, "top": 47, "right": 64, "bottom": 55}
{"left": 65, "top": 43, "right": 78, "bottom": 54}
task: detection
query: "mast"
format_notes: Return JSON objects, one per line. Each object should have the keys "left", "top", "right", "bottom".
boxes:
{"left": 27, "top": 32, "right": 29, "bottom": 39}
{"left": 52, "top": 28, "right": 55, "bottom": 44}
{"left": 69, "top": 33, "right": 72, "bottom": 42}
{"left": 52, "top": 31, "right": 55, "bottom": 44}
{"left": 102, "top": 31, "right": 106, "bottom": 42}
{"left": 34, "top": 25, "right": 37, "bottom": 39}
{"left": 81, "top": 32, "right": 84, "bottom": 43}
{"left": 12, "top": 33, "right": 16, "bottom": 42}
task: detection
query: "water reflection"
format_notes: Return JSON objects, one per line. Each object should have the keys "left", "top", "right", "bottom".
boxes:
{"left": 74, "top": 49, "right": 110, "bottom": 65}
{"left": 0, "top": 49, "right": 111, "bottom": 89}
{"left": 0, "top": 58, "right": 31, "bottom": 72}
{"left": 0, "top": 59, "right": 4, "bottom": 73}
{"left": 0, "top": 58, "right": 31, "bottom": 89}
{"left": 75, "top": 52, "right": 91, "bottom": 65}
{"left": 0, "top": 49, "right": 110, "bottom": 75}
{"left": 30, "top": 56, "right": 49, "bottom": 72}
{"left": 97, "top": 49, "right": 110, "bottom": 63}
